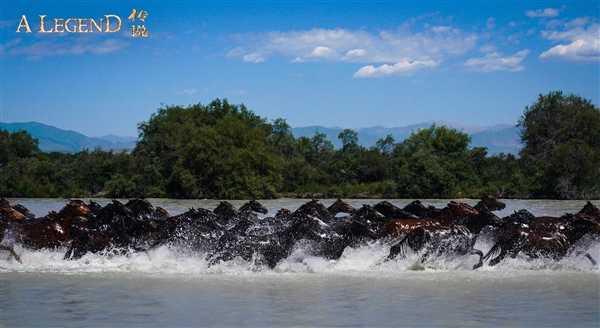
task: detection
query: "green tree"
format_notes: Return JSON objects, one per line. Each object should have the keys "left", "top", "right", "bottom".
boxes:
{"left": 0, "top": 130, "right": 39, "bottom": 165}
{"left": 375, "top": 134, "right": 395, "bottom": 155}
{"left": 392, "top": 125, "right": 480, "bottom": 198}
{"left": 338, "top": 129, "right": 359, "bottom": 152}
{"left": 519, "top": 91, "right": 600, "bottom": 198}
{"left": 134, "top": 99, "right": 283, "bottom": 198}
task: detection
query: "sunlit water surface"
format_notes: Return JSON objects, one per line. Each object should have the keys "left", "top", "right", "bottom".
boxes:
{"left": 1, "top": 199, "right": 599, "bottom": 327}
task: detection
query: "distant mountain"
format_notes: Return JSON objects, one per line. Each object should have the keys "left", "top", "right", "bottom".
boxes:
{"left": 97, "top": 134, "right": 137, "bottom": 146}
{"left": 0, "top": 121, "right": 521, "bottom": 155}
{"left": 470, "top": 126, "right": 521, "bottom": 155}
{"left": 0, "top": 122, "right": 136, "bottom": 153}
{"left": 292, "top": 123, "right": 522, "bottom": 155}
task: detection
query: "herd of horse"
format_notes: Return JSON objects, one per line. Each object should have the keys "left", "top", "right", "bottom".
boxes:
{"left": 1, "top": 197, "right": 598, "bottom": 269}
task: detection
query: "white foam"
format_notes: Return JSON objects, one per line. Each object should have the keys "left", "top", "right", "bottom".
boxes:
{"left": 1, "top": 240, "right": 598, "bottom": 276}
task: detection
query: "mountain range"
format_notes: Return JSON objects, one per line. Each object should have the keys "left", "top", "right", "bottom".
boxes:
{"left": 0, "top": 121, "right": 522, "bottom": 155}
{"left": 0, "top": 122, "right": 136, "bottom": 153}
{"left": 292, "top": 123, "right": 521, "bottom": 155}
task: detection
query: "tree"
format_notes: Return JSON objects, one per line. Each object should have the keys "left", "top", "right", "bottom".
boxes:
{"left": 0, "top": 130, "right": 39, "bottom": 165}
{"left": 519, "top": 91, "right": 600, "bottom": 198}
{"left": 338, "top": 129, "right": 359, "bottom": 152}
{"left": 392, "top": 126, "right": 480, "bottom": 198}
{"left": 269, "top": 118, "right": 296, "bottom": 157}
{"left": 1, "top": 93, "right": 592, "bottom": 200}
{"left": 375, "top": 134, "right": 395, "bottom": 155}
{"left": 133, "top": 99, "right": 283, "bottom": 198}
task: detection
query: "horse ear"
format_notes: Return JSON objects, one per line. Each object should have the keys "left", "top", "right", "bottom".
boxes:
{"left": 0, "top": 198, "right": 11, "bottom": 209}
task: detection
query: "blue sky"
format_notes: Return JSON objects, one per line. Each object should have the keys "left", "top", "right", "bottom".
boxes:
{"left": 0, "top": 1, "right": 598, "bottom": 137}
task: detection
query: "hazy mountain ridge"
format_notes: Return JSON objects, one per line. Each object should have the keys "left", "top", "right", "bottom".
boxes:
{"left": 291, "top": 123, "right": 521, "bottom": 155}
{"left": 0, "top": 122, "right": 136, "bottom": 153}
{"left": 0, "top": 121, "right": 521, "bottom": 155}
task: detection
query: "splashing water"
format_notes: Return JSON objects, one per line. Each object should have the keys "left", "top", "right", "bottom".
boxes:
{"left": 2, "top": 239, "right": 598, "bottom": 275}
{"left": 2, "top": 198, "right": 600, "bottom": 277}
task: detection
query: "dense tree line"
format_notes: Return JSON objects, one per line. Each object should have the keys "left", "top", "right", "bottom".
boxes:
{"left": 1, "top": 92, "right": 598, "bottom": 199}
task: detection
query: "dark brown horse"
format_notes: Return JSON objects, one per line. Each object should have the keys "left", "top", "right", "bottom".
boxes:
{"left": 0, "top": 200, "right": 29, "bottom": 262}
{"left": 328, "top": 199, "right": 355, "bottom": 216}
{"left": 384, "top": 220, "right": 483, "bottom": 269}
{"left": 381, "top": 201, "right": 490, "bottom": 269}
{"left": 382, "top": 201, "right": 491, "bottom": 237}
{"left": 474, "top": 196, "right": 506, "bottom": 212}
{"left": 483, "top": 208, "right": 600, "bottom": 266}
{"left": 14, "top": 200, "right": 92, "bottom": 250}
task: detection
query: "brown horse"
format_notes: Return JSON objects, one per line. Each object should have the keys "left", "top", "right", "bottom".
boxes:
{"left": 383, "top": 219, "right": 483, "bottom": 269}
{"left": 382, "top": 201, "right": 484, "bottom": 237}
{"left": 0, "top": 200, "right": 28, "bottom": 263}
{"left": 14, "top": 200, "right": 92, "bottom": 250}
{"left": 483, "top": 210, "right": 600, "bottom": 266}
{"left": 382, "top": 201, "right": 488, "bottom": 269}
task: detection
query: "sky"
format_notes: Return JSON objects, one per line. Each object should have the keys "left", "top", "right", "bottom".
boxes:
{"left": 0, "top": 1, "right": 598, "bottom": 137}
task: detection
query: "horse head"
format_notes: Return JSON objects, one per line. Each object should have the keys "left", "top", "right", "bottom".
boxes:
{"left": 0, "top": 207, "right": 26, "bottom": 222}
{"left": 125, "top": 199, "right": 155, "bottom": 217}
{"left": 327, "top": 199, "right": 355, "bottom": 216}
{"left": 275, "top": 208, "right": 291, "bottom": 220}
{"left": 155, "top": 206, "right": 170, "bottom": 220}
{"left": 374, "top": 201, "right": 416, "bottom": 219}
{"left": 293, "top": 199, "right": 331, "bottom": 221}
{"left": 475, "top": 196, "right": 506, "bottom": 212}
{"left": 0, "top": 198, "right": 10, "bottom": 209}
{"left": 59, "top": 200, "right": 92, "bottom": 218}
{"left": 403, "top": 200, "right": 441, "bottom": 218}
{"left": 214, "top": 201, "right": 238, "bottom": 218}
{"left": 447, "top": 201, "right": 479, "bottom": 218}
{"left": 239, "top": 200, "right": 268, "bottom": 215}
{"left": 0, "top": 199, "right": 28, "bottom": 221}
{"left": 578, "top": 201, "right": 600, "bottom": 222}
{"left": 505, "top": 209, "right": 536, "bottom": 224}
{"left": 353, "top": 204, "right": 386, "bottom": 223}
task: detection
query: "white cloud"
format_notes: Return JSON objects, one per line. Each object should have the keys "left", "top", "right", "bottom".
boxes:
{"left": 540, "top": 39, "right": 599, "bottom": 60}
{"left": 0, "top": 37, "right": 127, "bottom": 58}
{"left": 354, "top": 59, "right": 438, "bottom": 78}
{"left": 431, "top": 26, "right": 452, "bottom": 33}
{"left": 228, "top": 26, "right": 477, "bottom": 76}
{"left": 526, "top": 8, "right": 560, "bottom": 18}
{"left": 479, "top": 44, "right": 497, "bottom": 53}
{"left": 540, "top": 20, "right": 600, "bottom": 61}
{"left": 464, "top": 50, "right": 529, "bottom": 72}
{"left": 242, "top": 52, "right": 265, "bottom": 63}
{"left": 486, "top": 17, "right": 496, "bottom": 29}
{"left": 565, "top": 17, "right": 590, "bottom": 28}
{"left": 344, "top": 48, "right": 367, "bottom": 59}
{"left": 308, "top": 46, "right": 334, "bottom": 58}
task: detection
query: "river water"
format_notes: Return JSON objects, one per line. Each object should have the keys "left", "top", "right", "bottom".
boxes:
{"left": 1, "top": 199, "right": 599, "bottom": 327}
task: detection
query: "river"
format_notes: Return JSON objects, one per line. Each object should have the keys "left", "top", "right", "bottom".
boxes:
{"left": 1, "top": 199, "right": 598, "bottom": 327}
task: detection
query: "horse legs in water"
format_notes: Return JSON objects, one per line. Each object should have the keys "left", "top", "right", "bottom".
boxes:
{"left": 574, "top": 251, "right": 598, "bottom": 266}
{"left": 570, "top": 250, "right": 598, "bottom": 266}
{"left": 387, "top": 235, "right": 410, "bottom": 260}
{"left": 584, "top": 253, "right": 597, "bottom": 266}
{"left": 0, "top": 245, "right": 21, "bottom": 263}
{"left": 471, "top": 249, "right": 484, "bottom": 269}
{"left": 482, "top": 242, "right": 511, "bottom": 267}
